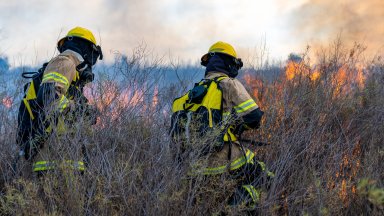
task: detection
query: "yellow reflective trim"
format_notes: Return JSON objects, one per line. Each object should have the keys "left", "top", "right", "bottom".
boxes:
{"left": 58, "top": 95, "right": 69, "bottom": 112}
{"left": 257, "top": 161, "right": 266, "bottom": 171}
{"left": 33, "top": 160, "right": 85, "bottom": 172}
{"left": 202, "top": 165, "right": 226, "bottom": 175}
{"left": 230, "top": 149, "right": 254, "bottom": 170}
{"left": 35, "top": 161, "right": 48, "bottom": 165}
{"left": 42, "top": 72, "right": 69, "bottom": 88}
{"left": 65, "top": 160, "right": 85, "bottom": 171}
{"left": 257, "top": 161, "right": 275, "bottom": 177}
{"left": 216, "top": 76, "right": 227, "bottom": 82}
{"left": 242, "top": 185, "right": 260, "bottom": 204}
{"left": 23, "top": 99, "right": 35, "bottom": 120}
{"left": 236, "top": 99, "right": 254, "bottom": 109}
{"left": 234, "top": 99, "right": 258, "bottom": 113}
{"left": 267, "top": 171, "right": 275, "bottom": 177}
{"left": 201, "top": 149, "right": 255, "bottom": 175}
{"left": 73, "top": 71, "right": 80, "bottom": 82}
{"left": 33, "top": 161, "right": 56, "bottom": 172}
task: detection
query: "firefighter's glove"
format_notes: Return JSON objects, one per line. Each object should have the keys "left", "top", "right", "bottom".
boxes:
{"left": 234, "top": 123, "right": 248, "bottom": 138}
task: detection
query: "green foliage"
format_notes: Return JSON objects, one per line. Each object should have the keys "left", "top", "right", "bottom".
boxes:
{"left": 357, "top": 178, "right": 384, "bottom": 207}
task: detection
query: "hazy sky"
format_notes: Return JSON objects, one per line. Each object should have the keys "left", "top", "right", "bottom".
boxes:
{"left": 0, "top": 0, "right": 382, "bottom": 66}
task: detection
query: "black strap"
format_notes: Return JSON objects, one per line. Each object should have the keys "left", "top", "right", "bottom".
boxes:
{"left": 214, "top": 75, "right": 228, "bottom": 82}
{"left": 183, "top": 103, "right": 194, "bottom": 111}
{"left": 22, "top": 72, "right": 39, "bottom": 79}
{"left": 227, "top": 139, "right": 232, "bottom": 161}
{"left": 22, "top": 62, "right": 49, "bottom": 79}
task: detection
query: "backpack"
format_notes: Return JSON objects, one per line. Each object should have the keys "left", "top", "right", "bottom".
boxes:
{"left": 16, "top": 62, "right": 86, "bottom": 158}
{"left": 18, "top": 63, "right": 48, "bottom": 121}
{"left": 170, "top": 76, "right": 228, "bottom": 155}
{"left": 16, "top": 63, "right": 48, "bottom": 157}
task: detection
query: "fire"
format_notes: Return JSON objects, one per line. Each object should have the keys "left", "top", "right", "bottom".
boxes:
{"left": 332, "top": 64, "right": 367, "bottom": 97}
{"left": 356, "top": 66, "right": 365, "bottom": 89}
{"left": 285, "top": 60, "right": 317, "bottom": 82}
{"left": 334, "top": 66, "right": 347, "bottom": 94}
{"left": 243, "top": 56, "right": 368, "bottom": 209}
{"left": 283, "top": 59, "right": 366, "bottom": 97}
{"left": 243, "top": 73, "right": 253, "bottom": 86}
{"left": 242, "top": 72, "right": 265, "bottom": 106}
{"left": 333, "top": 141, "right": 362, "bottom": 205}
{"left": 310, "top": 70, "right": 320, "bottom": 81}
{"left": 285, "top": 61, "right": 299, "bottom": 80}
{"left": 2, "top": 96, "right": 13, "bottom": 109}
{"left": 83, "top": 80, "right": 159, "bottom": 127}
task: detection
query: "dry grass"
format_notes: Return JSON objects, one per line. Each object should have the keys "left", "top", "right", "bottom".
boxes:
{"left": 0, "top": 41, "right": 383, "bottom": 215}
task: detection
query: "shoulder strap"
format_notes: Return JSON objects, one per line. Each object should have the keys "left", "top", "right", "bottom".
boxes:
{"left": 21, "top": 62, "right": 49, "bottom": 79}
{"left": 213, "top": 76, "right": 228, "bottom": 82}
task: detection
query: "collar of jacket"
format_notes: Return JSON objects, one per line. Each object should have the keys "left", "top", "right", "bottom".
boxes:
{"left": 62, "top": 49, "right": 85, "bottom": 63}
{"left": 205, "top": 54, "right": 231, "bottom": 76}
{"left": 205, "top": 71, "right": 229, "bottom": 80}
{"left": 61, "top": 49, "right": 89, "bottom": 71}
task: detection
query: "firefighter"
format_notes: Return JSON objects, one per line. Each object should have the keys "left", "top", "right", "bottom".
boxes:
{"left": 171, "top": 41, "right": 272, "bottom": 209}
{"left": 16, "top": 26, "right": 102, "bottom": 176}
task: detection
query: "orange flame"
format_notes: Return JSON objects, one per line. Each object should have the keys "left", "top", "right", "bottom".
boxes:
{"left": 334, "top": 66, "right": 347, "bottom": 94}
{"left": 356, "top": 66, "right": 365, "bottom": 89}
{"left": 83, "top": 81, "right": 159, "bottom": 127}
{"left": 285, "top": 60, "right": 318, "bottom": 82}
{"left": 285, "top": 61, "right": 299, "bottom": 80}
{"left": 334, "top": 141, "right": 362, "bottom": 205}
{"left": 332, "top": 65, "right": 366, "bottom": 97}
{"left": 310, "top": 70, "right": 321, "bottom": 81}
{"left": 242, "top": 72, "right": 265, "bottom": 107}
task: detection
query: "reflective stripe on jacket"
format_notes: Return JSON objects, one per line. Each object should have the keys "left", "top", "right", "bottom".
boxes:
{"left": 190, "top": 149, "right": 255, "bottom": 175}
{"left": 206, "top": 72, "right": 258, "bottom": 142}
{"left": 33, "top": 160, "right": 85, "bottom": 172}
{"left": 200, "top": 72, "right": 259, "bottom": 173}
{"left": 41, "top": 49, "right": 82, "bottom": 97}
{"left": 242, "top": 185, "right": 260, "bottom": 206}
{"left": 197, "top": 149, "right": 255, "bottom": 175}
{"left": 32, "top": 50, "right": 85, "bottom": 171}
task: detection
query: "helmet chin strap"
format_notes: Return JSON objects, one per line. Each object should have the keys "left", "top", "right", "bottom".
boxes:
{"left": 76, "top": 61, "right": 94, "bottom": 86}
{"left": 228, "top": 65, "right": 239, "bottom": 78}
{"left": 76, "top": 61, "right": 88, "bottom": 72}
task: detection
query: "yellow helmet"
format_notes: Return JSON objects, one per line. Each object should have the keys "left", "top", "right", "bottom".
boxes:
{"left": 201, "top": 41, "right": 237, "bottom": 63}
{"left": 57, "top": 26, "right": 97, "bottom": 48}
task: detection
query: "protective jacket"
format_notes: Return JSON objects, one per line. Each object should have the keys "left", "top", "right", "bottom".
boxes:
{"left": 171, "top": 42, "right": 269, "bottom": 208}
{"left": 18, "top": 49, "right": 89, "bottom": 173}
{"left": 198, "top": 72, "right": 262, "bottom": 175}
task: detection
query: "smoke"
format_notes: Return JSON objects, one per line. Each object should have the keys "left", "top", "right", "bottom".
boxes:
{"left": 0, "top": 0, "right": 228, "bottom": 63}
{"left": 0, "top": 0, "right": 288, "bottom": 64}
{"left": 288, "top": 0, "right": 384, "bottom": 56}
